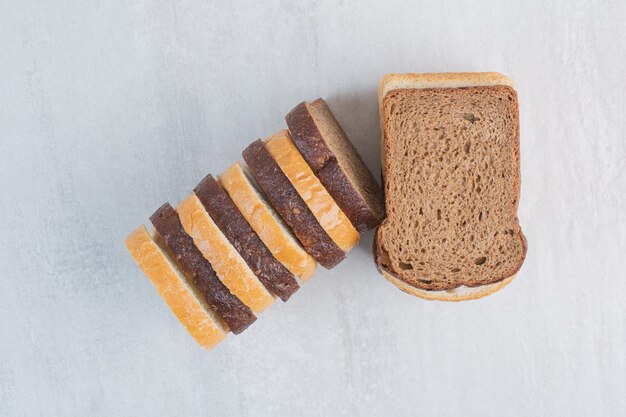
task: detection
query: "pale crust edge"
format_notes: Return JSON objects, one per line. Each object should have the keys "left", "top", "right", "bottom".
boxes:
{"left": 378, "top": 72, "right": 515, "bottom": 103}
{"left": 382, "top": 270, "right": 516, "bottom": 302}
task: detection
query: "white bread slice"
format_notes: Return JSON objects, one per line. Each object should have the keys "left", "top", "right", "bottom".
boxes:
{"left": 378, "top": 72, "right": 514, "bottom": 100}
{"left": 125, "top": 225, "right": 227, "bottom": 349}
{"left": 265, "top": 130, "right": 360, "bottom": 252}
{"left": 220, "top": 162, "right": 316, "bottom": 282}
{"left": 377, "top": 72, "right": 520, "bottom": 302}
{"left": 176, "top": 193, "right": 274, "bottom": 313}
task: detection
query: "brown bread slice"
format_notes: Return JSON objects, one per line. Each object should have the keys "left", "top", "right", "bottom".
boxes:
{"left": 375, "top": 73, "right": 527, "bottom": 298}
{"left": 150, "top": 203, "right": 256, "bottom": 334}
{"left": 286, "top": 98, "right": 384, "bottom": 232}
{"left": 243, "top": 139, "right": 345, "bottom": 269}
{"left": 177, "top": 193, "right": 274, "bottom": 313}
{"left": 264, "top": 130, "right": 359, "bottom": 252}
{"left": 194, "top": 174, "right": 299, "bottom": 302}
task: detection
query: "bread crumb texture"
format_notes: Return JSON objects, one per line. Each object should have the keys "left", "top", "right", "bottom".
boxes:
{"left": 308, "top": 100, "right": 384, "bottom": 224}
{"left": 377, "top": 85, "right": 526, "bottom": 291}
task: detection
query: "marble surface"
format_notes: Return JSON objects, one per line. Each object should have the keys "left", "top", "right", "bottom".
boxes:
{"left": 1, "top": 0, "right": 625, "bottom": 416}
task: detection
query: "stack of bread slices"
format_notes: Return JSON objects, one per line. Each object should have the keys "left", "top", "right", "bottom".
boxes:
{"left": 374, "top": 72, "right": 527, "bottom": 301}
{"left": 126, "top": 99, "right": 384, "bottom": 350}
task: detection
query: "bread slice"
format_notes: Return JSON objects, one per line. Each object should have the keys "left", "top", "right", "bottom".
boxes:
{"left": 286, "top": 98, "right": 384, "bottom": 232}
{"left": 194, "top": 174, "right": 300, "bottom": 302}
{"left": 220, "top": 162, "right": 317, "bottom": 282}
{"left": 243, "top": 139, "right": 345, "bottom": 269}
{"left": 125, "top": 225, "right": 227, "bottom": 349}
{"left": 149, "top": 203, "right": 256, "bottom": 334}
{"left": 177, "top": 193, "right": 275, "bottom": 312}
{"left": 375, "top": 73, "right": 527, "bottom": 301}
{"left": 265, "top": 130, "right": 360, "bottom": 252}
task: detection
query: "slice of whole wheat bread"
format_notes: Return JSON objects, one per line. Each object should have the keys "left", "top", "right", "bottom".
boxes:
{"left": 243, "top": 139, "right": 345, "bottom": 269}
{"left": 150, "top": 203, "right": 256, "bottom": 334}
{"left": 374, "top": 73, "right": 527, "bottom": 298}
{"left": 286, "top": 98, "right": 384, "bottom": 232}
{"left": 194, "top": 174, "right": 300, "bottom": 302}
{"left": 264, "top": 130, "right": 360, "bottom": 253}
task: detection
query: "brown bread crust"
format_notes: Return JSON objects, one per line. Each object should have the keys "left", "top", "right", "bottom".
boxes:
{"left": 286, "top": 100, "right": 383, "bottom": 232}
{"left": 150, "top": 203, "right": 256, "bottom": 334}
{"left": 243, "top": 139, "right": 345, "bottom": 269}
{"left": 194, "top": 174, "right": 299, "bottom": 301}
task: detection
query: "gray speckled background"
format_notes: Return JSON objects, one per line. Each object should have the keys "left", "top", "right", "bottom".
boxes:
{"left": 1, "top": 1, "right": 625, "bottom": 416}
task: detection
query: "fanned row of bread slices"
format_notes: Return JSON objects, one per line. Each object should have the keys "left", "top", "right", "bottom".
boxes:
{"left": 126, "top": 99, "right": 384, "bottom": 349}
